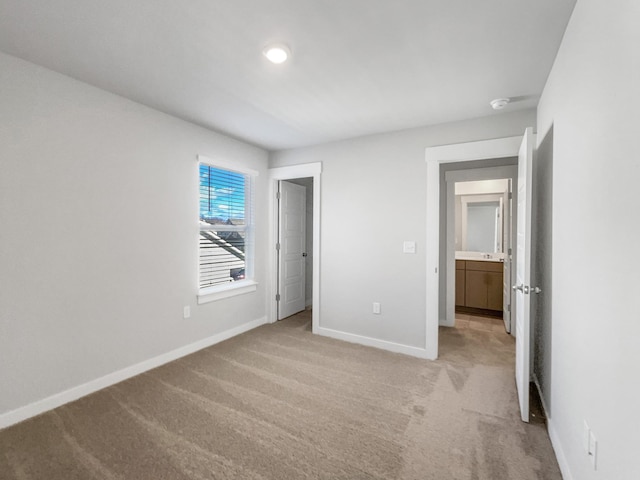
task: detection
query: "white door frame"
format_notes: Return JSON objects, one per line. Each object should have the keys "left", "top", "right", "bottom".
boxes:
{"left": 425, "top": 136, "right": 523, "bottom": 359}
{"left": 268, "top": 163, "right": 322, "bottom": 333}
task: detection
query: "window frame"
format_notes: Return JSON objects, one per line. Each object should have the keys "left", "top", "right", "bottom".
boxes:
{"left": 197, "top": 155, "right": 258, "bottom": 304}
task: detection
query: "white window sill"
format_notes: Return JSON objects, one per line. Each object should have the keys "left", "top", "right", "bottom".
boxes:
{"left": 197, "top": 280, "right": 258, "bottom": 305}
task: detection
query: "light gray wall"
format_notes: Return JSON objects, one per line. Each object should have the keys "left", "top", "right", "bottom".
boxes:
{"left": 270, "top": 110, "right": 536, "bottom": 349}
{"left": 536, "top": 1, "right": 639, "bottom": 478}
{"left": 455, "top": 196, "right": 462, "bottom": 250}
{"left": 0, "top": 52, "right": 269, "bottom": 416}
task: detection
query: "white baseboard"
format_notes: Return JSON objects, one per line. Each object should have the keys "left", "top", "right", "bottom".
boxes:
{"left": 440, "top": 317, "right": 455, "bottom": 327}
{"left": 316, "top": 327, "right": 434, "bottom": 360}
{"left": 532, "top": 374, "right": 572, "bottom": 480}
{"left": 0, "top": 316, "right": 268, "bottom": 430}
{"left": 547, "top": 418, "right": 574, "bottom": 480}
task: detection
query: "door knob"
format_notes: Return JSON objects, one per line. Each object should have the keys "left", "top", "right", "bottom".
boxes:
{"left": 512, "top": 284, "right": 541, "bottom": 294}
{"left": 302, "top": 252, "right": 308, "bottom": 257}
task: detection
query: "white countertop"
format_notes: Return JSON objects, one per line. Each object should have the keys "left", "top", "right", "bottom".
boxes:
{"left": 455, "top": 251, "right": 505, "bottom": 262}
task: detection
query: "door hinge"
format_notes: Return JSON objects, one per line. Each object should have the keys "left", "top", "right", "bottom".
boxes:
{"left": 508, "top": 192, "right": 513, "bottom": 200}
{"left": 276, "top": 191, "right": 281, "bottom": 200}
{"left": 508, "top": 303, "right": 511, "bottom": 312}
{"left": 276, "top": 294, "right": 281, "bottom": 302}
{"left": 508, "top": 247, "right": 512, "bottom": 256}
{"left": 276, "top": 243, "right": 281, "bottom": 251}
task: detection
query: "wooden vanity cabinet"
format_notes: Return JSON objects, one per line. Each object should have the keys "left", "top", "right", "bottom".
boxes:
{"left": 455, "top": 260, "right": 466, "bottom": 307}
{"left": 455, "top": 260, "right": 503, "bottom": 311}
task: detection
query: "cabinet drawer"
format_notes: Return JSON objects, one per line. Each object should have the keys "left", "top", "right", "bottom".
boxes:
{"left": 465, "top": 260, "right": 503, "bottom": 272}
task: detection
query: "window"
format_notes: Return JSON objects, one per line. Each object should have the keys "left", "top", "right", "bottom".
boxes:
{"left": 198, "top": 157, "right": 257, "bottom": 303}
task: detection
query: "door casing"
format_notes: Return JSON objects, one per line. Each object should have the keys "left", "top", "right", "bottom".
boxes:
{"left": 425, "top": 135, "right": 525, "bottom": 359}
{"left": 268, "top": 163, "right": 322, "bottom": 332}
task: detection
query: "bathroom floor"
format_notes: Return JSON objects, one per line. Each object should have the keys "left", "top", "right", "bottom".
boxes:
{"left": 454, "top": 312, "right": 507, "bottom": 333}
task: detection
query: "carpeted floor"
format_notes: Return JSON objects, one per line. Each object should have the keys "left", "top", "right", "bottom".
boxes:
{"left": 0, "top": 311, "right": 562, "bottom": 479}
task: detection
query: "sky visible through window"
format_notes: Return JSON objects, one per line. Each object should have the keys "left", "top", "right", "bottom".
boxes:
{"left": 199, "top": 165, "right": 245, "bottom": 225}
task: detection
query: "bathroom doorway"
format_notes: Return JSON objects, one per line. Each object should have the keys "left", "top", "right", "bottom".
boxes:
{"left": 440, "top": 162, "right": 518, "bottom": 335}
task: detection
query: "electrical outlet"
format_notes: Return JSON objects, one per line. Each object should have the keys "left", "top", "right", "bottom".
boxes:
{"left": 372, "top": 302, "right": 381, "bottom": 314}
{"left": 183, "top": 306, "right": 191, "bottom": 319}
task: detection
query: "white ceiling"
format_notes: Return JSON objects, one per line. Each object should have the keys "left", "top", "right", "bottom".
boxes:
{"left": 0, "top": 0, "right": 576, "bottom": 151}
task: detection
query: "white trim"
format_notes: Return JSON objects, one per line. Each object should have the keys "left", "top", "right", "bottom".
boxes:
{"left": 425, "top": 136, "right": 523, "bottom": 163}
{"left": 268, "top": 163, "right": 322, "bottom": 334}
{"left": 197, "top": 280, "right": 258, "bottom": 304}
{"left": 269, "top": 162, "right": 321, "bottom": 179}
{"left": 425, "top": 136, "right": 525, "bottom": 359}
{"left": 0, "top": 316, "right": 268, "bottom": 430}
{"left": 531, "top": 376, "right": 572, "bottom": 478}
{"left": 317, "top": 327, "right": 434, "bottom": 359}
{"left": 548, "top": 418, "right": 574, "bottom": 480}
{"left": 197, "top": 154, "right": 259, "bottom": 177}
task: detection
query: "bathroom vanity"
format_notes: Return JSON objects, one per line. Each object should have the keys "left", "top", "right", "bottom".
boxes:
{"left": 455, "top": 259, "right": 503, "bottom": 312}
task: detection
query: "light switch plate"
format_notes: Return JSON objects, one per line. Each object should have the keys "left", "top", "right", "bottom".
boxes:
{"left": 403, "top": 241, "right": 416, "bottom": 254}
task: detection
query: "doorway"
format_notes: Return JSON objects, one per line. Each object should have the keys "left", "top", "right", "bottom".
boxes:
{"left": 425, "top": 130, "right": 535, "bottom": 422}
{"left": 268, "top": 163, "right": 322, "bottom": 332}
{"left": 277, "top": 178, "right": 313, "bottom": 320}
{"left": 443, "top": 166, "right": 518, "bottom": 335}
{"left": 424, "top": 135, "right": 524, "bottom": 360}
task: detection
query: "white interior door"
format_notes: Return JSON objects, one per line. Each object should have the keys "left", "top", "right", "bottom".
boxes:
{"left": 503, "top": 186, "right": 512, "bottom": 333}
{"left": 514, "top": 127, "right": 534, "bottom": 422}
{"left": 278, "top": 181, "right": 306, "bottom": 320}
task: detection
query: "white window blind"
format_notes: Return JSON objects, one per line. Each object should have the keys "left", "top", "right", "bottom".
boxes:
{"left": 199, "top": 163, "right": 252, "bottom": 289}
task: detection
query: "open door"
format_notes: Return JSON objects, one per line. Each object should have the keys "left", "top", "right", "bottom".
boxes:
{"left": 277, "top": 181, "right": 307, "bottom": 320}
{"left": 514, "top": 127, "right": 534, "bottom": 422}
{"left": 503, "top": 182, "right": 513, "bottom": 333}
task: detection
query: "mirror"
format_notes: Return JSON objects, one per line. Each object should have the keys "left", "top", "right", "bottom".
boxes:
{"left": 463, "top": 199, "right": 502, "bottom": 252}
{"left": 455, "top": 179, "right": 509, "bottom": 256}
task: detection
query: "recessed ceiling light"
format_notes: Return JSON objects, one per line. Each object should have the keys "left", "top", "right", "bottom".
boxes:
{"left": 263, "top": 44, "right": 290, "bottom": 64}
{"left": 490, "top": 98, "right": 511, "bottom": 110}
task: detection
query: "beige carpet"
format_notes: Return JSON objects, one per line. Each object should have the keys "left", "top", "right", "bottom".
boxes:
{"left": 0, "top": 311, "right": 561, "bottom": 479}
